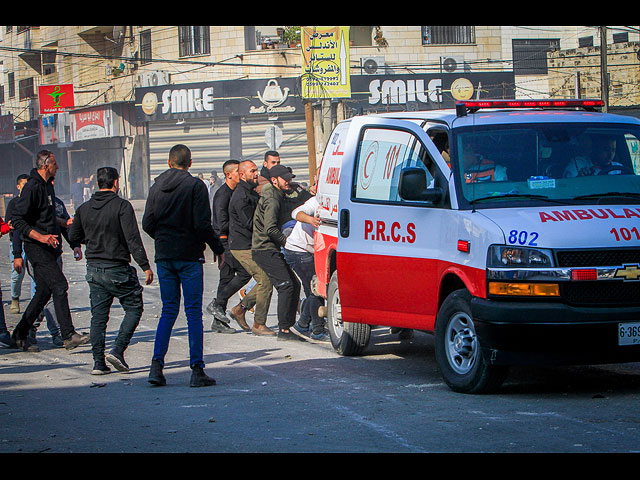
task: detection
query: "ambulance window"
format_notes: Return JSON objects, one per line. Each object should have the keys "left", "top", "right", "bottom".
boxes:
{"left": 353, "top": 127, "right": 436, "bottom": 204}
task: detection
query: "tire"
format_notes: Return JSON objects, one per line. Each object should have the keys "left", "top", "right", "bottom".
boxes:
{"left": 326, "top": 271, "right": 371, "bottom": 356}
{"left": 434, "top": 289, "right": 508, "bottom": 394}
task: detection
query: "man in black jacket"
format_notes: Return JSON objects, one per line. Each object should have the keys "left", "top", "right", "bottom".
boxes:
{"left": 227, "top": 160, "right": 275, "bottom": 336}
{"left": 206, "top": 159, "right": 251, "bottom": 333}
{"left": 142, "top": 144, "right": 225, "bottom": 388}
{"left": 9, "top": 150, "right": 89, "bottom": 352}
{"left": 70, "top": 167, "right": 153, "bottom": 375}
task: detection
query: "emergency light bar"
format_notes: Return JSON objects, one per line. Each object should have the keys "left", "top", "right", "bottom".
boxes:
{"left": 456, "top": 99, "right": 605, "bottom": 116}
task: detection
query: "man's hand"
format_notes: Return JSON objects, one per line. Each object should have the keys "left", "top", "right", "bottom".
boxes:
{"left": 13, "top": 257, "right": 24, "bottom": 274}
{"left": 144, "top": 269, "right": 154, "bottom": 285}
{"left": 38, "top": 233, "right": 60, "bottom": 248}
{"left": 73, "top": 247, "right": 83, "bottom": 261}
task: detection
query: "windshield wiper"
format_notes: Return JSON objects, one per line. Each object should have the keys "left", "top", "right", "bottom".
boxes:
{"left": 470, "top": 193, "right": 565, "bottom": 204}
{"left": 572, "top": 192, "right": 640, "bottom": 201}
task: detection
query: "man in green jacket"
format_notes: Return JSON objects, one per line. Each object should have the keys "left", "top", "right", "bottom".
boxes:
{"left": 251, "top": 165, "right": 303, "bottom": 341}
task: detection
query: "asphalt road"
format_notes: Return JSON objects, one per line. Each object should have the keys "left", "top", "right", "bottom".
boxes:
{"left": 2, "top": 200, "right": 640, "bottom": 454}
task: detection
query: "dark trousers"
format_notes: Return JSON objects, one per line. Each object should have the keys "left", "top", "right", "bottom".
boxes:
{"left": 215, "top": 249, "right": 251, "bottom": 309}
{"left": 283, "top": 248, "right": 325, "bottom": 334}
{"left": 13, "top": 242, "right": 76, "bottom": 341}
{"left": 252, "top": 249, "right": 300, "bottom": 331}
{"left": 86, "top": 264, "right": 144, "bottom": 363}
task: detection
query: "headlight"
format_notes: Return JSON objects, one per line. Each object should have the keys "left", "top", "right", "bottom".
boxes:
{"left": 487, "top": 245, "right": 555, "bottom": 268}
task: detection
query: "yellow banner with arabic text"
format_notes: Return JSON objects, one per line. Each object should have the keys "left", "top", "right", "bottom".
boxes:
{"left": 301, "top": 26, "right": 351, "bottom": 99}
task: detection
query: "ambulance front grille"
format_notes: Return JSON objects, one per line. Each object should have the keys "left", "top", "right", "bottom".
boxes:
{"left": 561, "top": 281, "right": 640, "bottom": 306}
{"left": 556, "top": 248, "right": 640, "bottom": 268}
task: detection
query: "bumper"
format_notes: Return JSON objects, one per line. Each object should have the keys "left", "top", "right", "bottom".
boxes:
{"left": 471, "top": 297, "right": 640, "bottom": 366}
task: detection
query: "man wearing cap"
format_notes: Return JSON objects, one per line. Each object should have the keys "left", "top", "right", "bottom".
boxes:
{"left": 251, "top": 165, "right": 303, "bottom": 341}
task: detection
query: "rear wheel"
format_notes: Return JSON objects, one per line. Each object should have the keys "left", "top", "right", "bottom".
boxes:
{"left": 434, "top": 289, "right": 508, "bottom": 394}
{"left": 326, "top": 271, "right": 370, "bottom": 356}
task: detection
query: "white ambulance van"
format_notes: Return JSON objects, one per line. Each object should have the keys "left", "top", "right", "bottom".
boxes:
{"left": 314, "top": 99, "right": 640, "bottom": 393}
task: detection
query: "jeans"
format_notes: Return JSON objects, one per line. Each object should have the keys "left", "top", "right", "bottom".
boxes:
{"left": 252, "top": 249, "right": 300, "bottom": 331}
{"left": 153, "top": 260, "right": 205, "bottom": 369}
{"left": 9, "top": 244, "right": 25, "bottom": 300}
{"left": 86, "top": 264, "right": 144, "bottom": 363}
{"left": 283, "top": 248, "right": 324, "bottom": 334}
{"left": 13, "top": 243, "right": 76, "bottom": 342}
{"left": 214, "top": 249, "right": 251, "bottom": 310}
{"left": 26, "top": 257, "right": 61, "bottom": 339}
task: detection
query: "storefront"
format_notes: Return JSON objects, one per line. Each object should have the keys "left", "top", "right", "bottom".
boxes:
{"left": 135, "top": 77, "right": 311, "bottom": 185}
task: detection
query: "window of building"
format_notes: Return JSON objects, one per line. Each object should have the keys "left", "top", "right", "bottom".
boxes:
{"left": 613, "top": 32, "right": 629, "bottom": 44}
{"left": 578, "top": 36, "right": 593, "bottom": 48}
{"left": 178, "top": 26, "right": 210, "bottom": 57}
{"left": 512, "top": 38, "right": 560, "bottom": 75}
{"left": 422, "top": 26, "right": 475, "bottom": 45}
{"left": 350, "top": 26, "right": 373, "bottom": 46}
{"left": 140, "top": 29, "right": 152, "bottom": 65}
{"left": 18, "top": 77, "right": 34, "bottom": 100}
{"left": 8, "top": 72, "right": 14, "bottom": 98}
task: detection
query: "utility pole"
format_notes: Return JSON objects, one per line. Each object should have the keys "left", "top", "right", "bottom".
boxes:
{"left": 600, "top": 26, "right": 609, "bottom": 112}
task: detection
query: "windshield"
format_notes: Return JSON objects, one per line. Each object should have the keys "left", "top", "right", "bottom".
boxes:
{"left": 453, "top": 122, "right": 640, "bottom": 208}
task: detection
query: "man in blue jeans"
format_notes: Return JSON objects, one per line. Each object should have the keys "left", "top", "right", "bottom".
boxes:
{"left": 142, "top": 144, "right": 225, "bottom": 387}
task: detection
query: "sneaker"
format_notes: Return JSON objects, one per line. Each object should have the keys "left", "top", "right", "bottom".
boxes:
{"left": 277, "top": 329, "right": 306, "bottom": 342}
{"left": 226, "top": 303, "right": 250, "bottom": 331}
{"left": 292, "top": 322, "right": 311, "bottom": 338}
{"left": 310, "top": 330, "right": 331, "bottom": 343}
{"left": 0, "top": 331, "right": 11, "bottom": 347}
{"left": 211, "top": 318, "right": 236, "bottom": 334}
{"left": 51, "top": 335, "right": 64, "bottom": 348}
{"left": 91, "top": 363, "right": 111, "bottom": 375}
{"left": 190, "top": 366, "right": 216, "bottom": 387}
{"left": 106, "top": 349, "right": 130, "bottom": 373}
{"left": 63, "top": 332, "right": 90, "bottom": 350}
{"left": 148, "top": 359, "right": 166, "bottom": 386}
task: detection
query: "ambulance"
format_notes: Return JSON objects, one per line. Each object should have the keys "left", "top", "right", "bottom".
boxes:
{"left": 313, "top": 99, "right": 640, "bottom": 393}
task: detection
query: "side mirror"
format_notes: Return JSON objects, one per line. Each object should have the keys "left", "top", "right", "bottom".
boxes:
{"left": 398, "top": 167, "right": 443, "bottom": 203}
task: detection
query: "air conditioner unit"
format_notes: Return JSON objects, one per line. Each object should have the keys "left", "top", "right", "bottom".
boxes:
{"left": 138, "top": 71, "right": 171, "bottom": 87}
{"left": 440, "top": 56, "right": 470, "bottom": 73}
{"left": 361, "top": 56, "right": 386, "bottom": 75}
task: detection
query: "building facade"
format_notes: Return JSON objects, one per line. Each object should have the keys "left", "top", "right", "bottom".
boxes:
{"left": 1, "top": 25, "right": 638, "bottom": 199}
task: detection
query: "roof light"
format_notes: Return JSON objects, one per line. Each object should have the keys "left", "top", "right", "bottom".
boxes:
{"left": 456, "top": 99, "right": 605, "bottom": 116}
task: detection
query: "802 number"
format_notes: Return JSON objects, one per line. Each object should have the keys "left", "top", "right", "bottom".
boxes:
{"left": 508, "top": 230, "right": 539, "bottom": 246}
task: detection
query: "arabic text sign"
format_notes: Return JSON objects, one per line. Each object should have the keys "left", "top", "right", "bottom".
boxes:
{"left": 38, "top": 84, "right": 75, "bottom": 114}
{"left": 301, "top": 26, "right": 351, "bottom": 99}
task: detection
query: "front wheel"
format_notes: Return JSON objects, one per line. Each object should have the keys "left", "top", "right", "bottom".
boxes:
{"left": 326, "top": 271, "right": 370, "bottom": 356}
{"left": 434, "top": 289, "right": 508, "bottom": 394}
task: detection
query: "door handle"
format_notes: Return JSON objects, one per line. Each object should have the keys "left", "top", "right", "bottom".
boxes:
{"left": 339, "top": 209, "right": 350, "bottom": 238}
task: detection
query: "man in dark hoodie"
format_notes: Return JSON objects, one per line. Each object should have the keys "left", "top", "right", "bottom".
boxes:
{"left": 9, "top": 150, "right": 89, "bottom": 351}
{"left": 142, "top": 144, "right": 225, "bottom": 388}
{"left": 70, "top": 167, "right": 153, "bottom": 375}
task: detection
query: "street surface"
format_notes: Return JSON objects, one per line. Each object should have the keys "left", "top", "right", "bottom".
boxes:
{"left": 1, "top": 200, "right": 640, "bottom": 453}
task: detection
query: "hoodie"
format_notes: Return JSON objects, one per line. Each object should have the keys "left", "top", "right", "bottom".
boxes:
{"left": 69, "top": 190, "right": 150, "bottom": 271}
{"left": 142, "top": 167, "right": 224, "bottom": 262}
{"left": 10, "top": 168, "right": 63, "bottom": 256}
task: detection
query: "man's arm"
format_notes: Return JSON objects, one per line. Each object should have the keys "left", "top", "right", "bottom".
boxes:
{"left": 193, "top": 181, "right": 224, "bottom": 256}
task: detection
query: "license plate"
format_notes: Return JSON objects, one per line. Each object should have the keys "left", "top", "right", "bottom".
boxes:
{"left": 618, "top": 322, "right": 640, "bottom": 346}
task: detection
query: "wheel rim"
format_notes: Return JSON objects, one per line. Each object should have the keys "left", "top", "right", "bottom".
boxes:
{"left": 329, "top": 287, "right": 343, "bottom": 338}
{"left": 445, "top": 312, "right": 478, "bottom": 375}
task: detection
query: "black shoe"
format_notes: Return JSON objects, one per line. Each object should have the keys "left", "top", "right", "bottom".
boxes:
{"left": 148, "top": 359, "right": 166, "bottom": 386}
{"left": 211, "top": 318, "right": 236, "bottom": 334}
{"left": 206, "top": 301, "right": 228, "bottom": 322}
{"left": 106, "top": 349, "right": 130, "bottom": 373}
{"left": 190, "top": 366, "right": 216, "bottom": 387}
{"left": 91, "top": 362, "right": 111, "bottom": 375}
{"left": 9, "top": 333, "right": 40, "bottom": 352}
{"left": 277, "top": 329, "right": 306, "bottom": 342}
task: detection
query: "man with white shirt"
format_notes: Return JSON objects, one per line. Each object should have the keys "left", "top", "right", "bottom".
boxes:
{"left": 283, "top": 195, "right": 328, "bottom": 342}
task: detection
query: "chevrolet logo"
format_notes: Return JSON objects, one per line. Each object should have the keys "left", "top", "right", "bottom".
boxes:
{"left": 615, "top": 264, "right": 640, "bottom": 281}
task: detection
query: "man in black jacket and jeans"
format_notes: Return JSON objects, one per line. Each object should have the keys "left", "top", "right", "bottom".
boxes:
{"left": 70, "top": 167, "right": 153, "bottom": 375}
{"left": 142, "top": 144, "right": 225, "bottom": 388}
{"left": 9, "top": 150, "right": 89, "bottom": 352}
{"left": 206, "top": 159, "right": 251, "bottom": 333}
